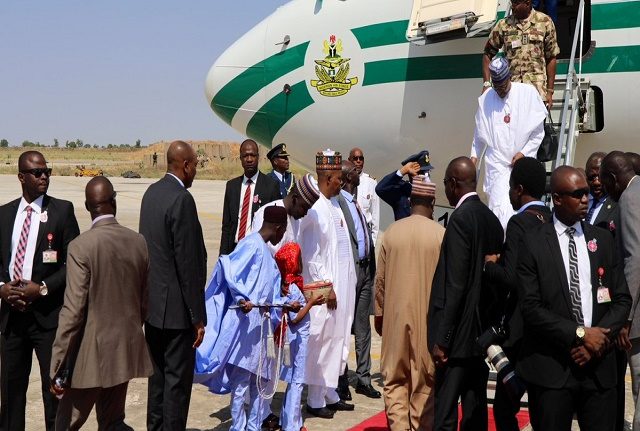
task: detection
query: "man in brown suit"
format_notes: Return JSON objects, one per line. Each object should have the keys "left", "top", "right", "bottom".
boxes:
{"left": 50, "top": 176, "right": 153, "bottom": 430}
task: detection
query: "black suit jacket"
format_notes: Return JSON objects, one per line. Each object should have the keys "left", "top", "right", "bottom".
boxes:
{"left": 484, "top": 204, "right": 551, "bottom": 347}
{"left": 219, "top": 172, "right": 280, "bottom": 255}
{"left": 428, "top": 195, "right": 504, "bottom": 358}
{"left": 591, "top": 196, "right": 619, "bottom": 236}
{"left": 139, "top": 175, "right": 207, "bottom": 329}
{"left": 516, "top": 222, "right": 631, "bottom": 389}
{"left": 0, "top": 195, "right": 79, "bottom": 331}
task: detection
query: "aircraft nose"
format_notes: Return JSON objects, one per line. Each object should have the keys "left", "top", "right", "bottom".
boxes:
{"left": 204, "top": 24, "right": 269, "bottom": 128}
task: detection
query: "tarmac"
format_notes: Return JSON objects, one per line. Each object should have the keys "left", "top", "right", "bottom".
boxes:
{"left": 0, "top": 174, "right": 634, "bottom": 430}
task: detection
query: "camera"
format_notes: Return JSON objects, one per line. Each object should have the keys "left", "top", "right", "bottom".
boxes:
{"left": 477, "top": 326, "right": 526, "bottom": 407}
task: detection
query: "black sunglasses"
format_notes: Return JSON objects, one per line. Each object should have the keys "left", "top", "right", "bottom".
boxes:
{"left": 21, "top": 168, "right": 52, "bottom": 178}
{"left": 557, "top": 187, "right": 589, "bottom": 199}
{"left": 351, "top": 156, "right": 364, "bottom": 161}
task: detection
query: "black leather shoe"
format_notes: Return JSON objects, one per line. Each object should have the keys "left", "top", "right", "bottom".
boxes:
{"left": 355, "top": 383, "right": 382, "bottom": 399}
{"left": 326, "top": 400, "right": 355, "bottom": 411}
{"left": 336, "top": 386, "right": 352, "bottom": 401}
{"left": 305, "top": 405, "right": 335, "bottom": 419}
{"left": 261, "top": 413, "right": 280, "bottom": 430}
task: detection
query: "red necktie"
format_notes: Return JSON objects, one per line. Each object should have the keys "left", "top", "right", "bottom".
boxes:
{"left": 13, "top": 206, "right": 33, "bottom": 280}
{"left": 237, "top": 179, "right": 253, "bottom": 241}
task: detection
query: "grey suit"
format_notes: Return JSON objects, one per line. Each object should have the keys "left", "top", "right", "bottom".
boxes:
{"left": 337, "top": 192, "right": 375, "bottom": 387}
{"left": 51, "top": 217, "right": 153, "bottom": 429}
{"left": 617, "top": 176, "right": 640, "bottom": 431}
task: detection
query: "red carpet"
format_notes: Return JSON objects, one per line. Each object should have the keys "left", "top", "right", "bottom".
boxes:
{"left": 347, "top": 406, "right": 530, "bottom": 431}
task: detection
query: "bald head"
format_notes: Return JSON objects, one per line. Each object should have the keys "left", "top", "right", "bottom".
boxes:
{"left": 18, "top": 150, "right": 45, "bottom": 171}
{"left": 600, "top": 150, "right": 636, "bottom": 201}
{"left": 166, "top": 140, "right": 197, "bottom": 188}
{"left": 85, "top": 176, "right": 116, "bottom": 219}
{"left": 550, "top": 165, "right": 583, "bottom": 193}
{"left": 551, "top": 165, "right": 589, "bottom": 225}
{"left": 443, "top": 157, "right": 477, "bottom": 207}
{"left": 626, "top": 152, "right": 640, "bottom": 175}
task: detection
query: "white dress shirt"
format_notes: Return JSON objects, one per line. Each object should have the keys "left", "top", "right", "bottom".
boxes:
{"left": 356, "top": 172, "right": 380, "bottom": 244}
{"left": 455, "top": 192, "right": 478, "bottom": 210}
{"left": 553, "top": 216, "right": 593, "bottom": 327}
{"left": 235, "top": 172, "right": 259, "bottom": 242}
{"left": 167, "top": 173, "right": 185, "bottom": 188}
{"left": 9, "top": 195, "right": 44, "bottom": 282}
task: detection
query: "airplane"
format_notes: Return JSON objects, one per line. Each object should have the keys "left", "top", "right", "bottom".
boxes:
{"left": 204, "top": 0, "right": 640, "bottom": 224}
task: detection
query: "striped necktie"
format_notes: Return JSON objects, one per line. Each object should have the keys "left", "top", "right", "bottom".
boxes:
{"left": 13, "top": 206, "right": 33, "bottom": 281}
{"left": 237, "top": 179, "right": 253, "bottom": 242}
{"left": 586, "top": 197, "right": 600, "bottom": 224}
{"left": 566, "top": 227, "right": 584, "bottom": 325}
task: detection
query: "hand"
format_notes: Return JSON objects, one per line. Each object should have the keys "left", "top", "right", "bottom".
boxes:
{"left": 616, "top": 322, "right": 632, "bottom": 351}
{"left": 238, "top": 299, "right": 254, "bottom": 314}
{"left": 484, "top": 254, "right": 500, "bottom": 264}
{"left": 571, "top": 346, "right": 592, "bottom": 367}
{"left": 311, "top": 295, "right": 326, "bottom": 306}
{"left": 49, "top": 380, "right": 65, "bottom": 397}
{"left": 326, "top": 290, "right": 337, "bottom": 310}
{"left": 1, "top": 280, "right": 21, "bottom": 304}
{"left": 432, "top": 344, "right": 449, "bottom": 368}
{"left": 470, "top": 157, "right": 478, "bottom": 167}
{"left": 511, "top": 152, "right": 524, "bottom": 167}
{"left": 192, "top": 321, "right": 205, "bottom": 349}
{"left": 400, "top": 162, "right": 421, "bottom": 177}
{"left": 583, "top": 327, "right": 611, "bottom": 355}
{"left": 481, "top": 85, "right": 491, "bottom": 94}
{"left": 288, "top": 301, "right": 302, "bottom": 312}
{"left": 374, "top": 316, "right": 383, "bottom": 336}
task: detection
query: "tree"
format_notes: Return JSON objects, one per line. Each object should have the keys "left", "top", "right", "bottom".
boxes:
{"left": 0, "top": 139, "right": 8, "bottom": 148}
{"left": 107, "top": 144, "right": 113, "bottom": 149}
{"left": 22, "top": 140, "right": 36, "bottom": 147}
{"left": 76, "top": 139, "right": 83, "bottom": 148}
{"left": 135, "top": 139, "right": 141, "bottom": 148}
{"left": 66, "top": 140, "right": 76, "bottom": 149}
{"left": 84, "top": 143, "right": 91, "bottom": 148}
{"left": 53, "top": 138, "right": 59, "bottom": 147}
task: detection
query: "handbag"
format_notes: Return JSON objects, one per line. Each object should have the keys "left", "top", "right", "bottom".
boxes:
{"left": 536, "top": 111, "right": 558, "bottom": 163}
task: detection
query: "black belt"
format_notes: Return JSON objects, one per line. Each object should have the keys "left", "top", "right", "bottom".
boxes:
{"left": 356, "top": 257, "right": 370, "bottom": 266}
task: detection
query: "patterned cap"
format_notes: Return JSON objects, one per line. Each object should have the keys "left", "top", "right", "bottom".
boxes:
{"left": 489, "top": 57, "right": 511, "bottom": 84}
{"left": 295, "top": 173, "right": 320, "bottom": 206}
{"left": 411, "top": 175, "right": 436, "bottom": 198}
{"left": 316, "top": 149, "right": 342, "bottom": 171}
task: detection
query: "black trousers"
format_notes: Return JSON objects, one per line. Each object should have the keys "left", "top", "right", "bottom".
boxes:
{"left": 528, "top": 374, "right": 617, "bottom": 431}
{"left": 434, "top": 356, "right": 489, "bottom": 431}
{"left": 615, "top": 348, "right": 627, "bottom": 431}
{"left": 145, "top": 323, "right": 196, "bottom": 431}
{"left": 0, "top": 310, "right": 58, "bottom": 431}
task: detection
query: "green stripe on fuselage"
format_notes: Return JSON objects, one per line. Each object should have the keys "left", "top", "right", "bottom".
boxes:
{"left": 245, "top": 81, "right": 314, "bottom": 147}
{"left": 362, "top": 44, "right": 640, "bottom": 86}
{"left": 592, "top": 1, "right": 640, "bottom": 30}
{"left": 210, "top": 42, "right": 309, "bottom": 126}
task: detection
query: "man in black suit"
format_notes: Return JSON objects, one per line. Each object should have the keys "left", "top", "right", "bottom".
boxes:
{"left": 428, "top": 156, "right": 503, "bottom": 431}
{"left": 337, "top": 160, "right": 380, "bottom": 401}
{"left": 483, "top": 157, "right": 550, "bottom": 431}
{"left": 220, "top": 139, "right": 281, "bottom": 255}
{"left": 584, "top": 151, "right": 625, "bottom": 431}
{"left": 0, "top": 150, "right": 80, "bottom": 430}
{"left": 585, "top": 152, "right": 619, "bottom": 234}
{"left": 139, "top": 141, "right": 207, "bottom": 430}
{"left": 517, "top": 165, "right": 631, "bottom": 431}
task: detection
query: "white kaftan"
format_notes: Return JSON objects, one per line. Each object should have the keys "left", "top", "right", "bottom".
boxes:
{"left": 471, "top": 82, "right": 546, "bottom": 229}
{"left": 298, "top": 193, "right": 357, "bottom": 388}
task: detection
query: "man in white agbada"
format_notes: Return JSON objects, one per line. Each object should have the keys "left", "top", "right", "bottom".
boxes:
{"left": 470, "top": 56, "right": 547, "bottom": 229}
{"left": 299, "top": 150, "right": 357, "bottom": 418}
{"left": 251, "top": 173, "right": 321, "bottom": 256}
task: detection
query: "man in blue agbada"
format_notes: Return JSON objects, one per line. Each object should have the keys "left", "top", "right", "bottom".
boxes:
{"left": 194, "top": 206, "right": 288, "bottom": 431}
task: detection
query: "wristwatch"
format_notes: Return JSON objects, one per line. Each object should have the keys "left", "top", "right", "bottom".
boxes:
{"left": 483, "top": 81, "right": 492, "bottom": 88}
{"left": 39, "top": 283, "right": 48, "bottom": 296}
{"left": 575, "top": 326, "right": 585, "bottom": 345}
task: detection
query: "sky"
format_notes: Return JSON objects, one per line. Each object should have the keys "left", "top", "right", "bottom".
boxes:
{"left": 0, "top": 0, "right": 287, "bottom": 147}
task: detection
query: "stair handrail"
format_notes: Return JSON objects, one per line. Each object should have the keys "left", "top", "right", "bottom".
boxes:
{"left": 554, "top": 0, "right": 586, "bottom": 168}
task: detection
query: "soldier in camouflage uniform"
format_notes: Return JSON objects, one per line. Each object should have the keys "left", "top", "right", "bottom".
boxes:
{"left": 482, "top": 0, "right": 560, "bottom": 107}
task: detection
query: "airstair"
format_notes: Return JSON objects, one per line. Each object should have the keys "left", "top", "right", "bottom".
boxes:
{"left": 548, "top": 0, "right": 597, "bottom": 170}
